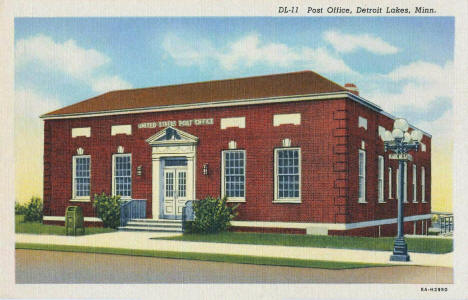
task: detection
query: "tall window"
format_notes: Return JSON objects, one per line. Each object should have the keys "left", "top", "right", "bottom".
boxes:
{"left": 73, "top": 155, "right": 90, "bottom": 199}
{"left": 274, "top": 148, "right": 301, "bottom": 202}
{"left": 113, "top": 154, "right": 132, "bottom": 198}
{"left": 412, "top": 164, "right": 417, "bottom": 203}
{"left": 378, "top": 155, "right": 384, "bottom": 203}
{"left": 388, "top": 167, "right": 393, "bottom": 199}
{"left": 358, "top": 149, "right": 366, "bottom": 203}
{"left": 421, "top": 167, "right": 426, "bottom": 203}
{"left": 222, "top": 150, "right": 245, "bottom": 201}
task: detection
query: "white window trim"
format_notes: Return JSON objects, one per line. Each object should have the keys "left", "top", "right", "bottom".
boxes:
{"left": 273, "top": 113, "right": 301, "bottom": 126}
{"left": 413, "top": 164, "right": 418, "bottom": 203}
{"left": 111, "top": 124, "right": 132, "bottom": 136}
{"left": 421, "top": 166, "right": 426, "bottom": 203}
{"left": 220, "top": 117, "right": 245, "bottom": 129}
{"left": 221, "top": 149, "right": 246, "bottom": 203}
{"left": 72, "top": 155, "right": 91, "bottom": 201}
{"left": 112, "top": 153, "right": 132, "bottom": 200}
{"left": 378, "top": 126, "right": 386, "bottom": 139}
{"left": 358, "top": 149, "right": 366, "bottom": 203}
{"left": 273, "top": 147, "right": 301, "bottom": 203}
{"left": 358, "top": 116, "right": 368, "bottom": 130}
{"left": 71, "top": 127, "right": 91, "bottom": 138}
{"left": 421, "top": 142, "right": 426, "bottom": 152}
{"left": 388, "top": 167, "right": 393, "bottom": 199}
{"left": 378, "top": 156, "right": 385, "bottom": 203}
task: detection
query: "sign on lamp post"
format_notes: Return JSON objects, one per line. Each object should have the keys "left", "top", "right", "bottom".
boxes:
{"left": 381, "top": 118, "right": 423, "bottom": 262}
{"left": 389, "top": 153, "right": 413, "bottom": 161}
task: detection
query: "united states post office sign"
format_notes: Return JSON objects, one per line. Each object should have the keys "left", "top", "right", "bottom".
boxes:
{"left": 138, "top": 118, "right": 214, "bottom": 129}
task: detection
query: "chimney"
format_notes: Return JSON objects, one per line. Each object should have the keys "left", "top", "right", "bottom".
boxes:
{"left": 344, "top": 83, "right": 359, "bottom": 96}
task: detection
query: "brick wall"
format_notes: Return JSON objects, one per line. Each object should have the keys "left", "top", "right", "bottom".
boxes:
{"left": 346, "top": 99, "right": 431, "bottom": 224}
{"left": 43, "top": 97, "right": 431, "bottom": 227}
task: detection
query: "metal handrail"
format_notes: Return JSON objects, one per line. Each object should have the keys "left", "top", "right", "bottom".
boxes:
{"left": 120, "top": 199, "right": 146, "bottom": 226}
{"left": 439, "top": 215, "right": 454, "bottom": 234}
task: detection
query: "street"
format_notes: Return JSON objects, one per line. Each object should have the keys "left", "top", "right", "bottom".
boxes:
{"left": 16, "top": 249, "right": 453, "bottom": 284}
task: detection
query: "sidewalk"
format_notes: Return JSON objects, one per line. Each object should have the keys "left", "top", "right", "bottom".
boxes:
{"left": 16, "top": 232, "right": 453, "bottom": 268}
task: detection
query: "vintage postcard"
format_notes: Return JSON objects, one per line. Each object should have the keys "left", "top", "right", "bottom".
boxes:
{"left": 1, "top": 0, "right": 467, "bottom": 299}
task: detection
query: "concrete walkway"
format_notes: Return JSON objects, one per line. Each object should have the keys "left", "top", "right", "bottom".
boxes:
{"left": 16, "top": 232, "right": 452, "bottom": 267}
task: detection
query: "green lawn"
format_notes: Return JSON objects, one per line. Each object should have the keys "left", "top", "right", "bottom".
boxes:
{"left": 16, "top": 243, "right": 389, "bottom": 270}
{"left": 15, "top": 215, "right": 115, "bottom": 235}
{"left": 155, "top": 232, "right": 453, "bottom": 254}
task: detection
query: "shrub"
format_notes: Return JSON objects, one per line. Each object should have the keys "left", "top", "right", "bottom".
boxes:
{"left": 23, "top": 196, "right": 43, "bottom": 222}
{"left": 15, "top": 202, "right": 28, "bottom": 215}
{"left": 93, "top": 193, "right": 121, "bottom": 228}
{"left": 191, "top": 196, "right": 238, "bottom": 234}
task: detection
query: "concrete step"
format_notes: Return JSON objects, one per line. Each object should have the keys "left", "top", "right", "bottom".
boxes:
{"left": 126, "top": 221, "right": 182, "bottom": 228}
{"left": 118, "top": 226, "right": 183, "bottom": 233}
{"left": 119, "top": 218, "right": 183, "bottom": 232}
{"left": 129, "top": 219, "right": 182, "bottom": 224}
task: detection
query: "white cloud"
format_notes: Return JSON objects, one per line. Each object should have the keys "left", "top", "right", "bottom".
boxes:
{"left": 16, "top": 34, "right": 133, "bottom": 94}
{"left": 386, "top": 61, "right": 453, "bottom": 85}
{"left": 162, "top": 32, "right": 355, "bottom": 75}
{"left": 302, "top": 47, "right": 355, "bottom": 75}
{"left": 162, "top": 33, "right": 217, "bottom": 67}
{"left": 15, "top": 88, "right": 61, "bottom": 121}
{"left": 416, "top": 108, "right": 453, "bottom": 142}
{"left": 323, "top": 30, "right": 399, "bottom": 55}
{"left": 218, "top": 33, "right": 301, "bottom": 70}
{"left": 91, "top": 76, "right": 133, "bottom": 93}
{"left": 365, "top": 61, "right": 454, "bottom": 113}
{"left": 16, "top": 34, "right": 110, "bottom": 80}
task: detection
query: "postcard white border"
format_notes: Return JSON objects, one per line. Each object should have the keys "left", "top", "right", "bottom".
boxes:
{"left": 1, "top": 1, "right": 467, "bottom": 299}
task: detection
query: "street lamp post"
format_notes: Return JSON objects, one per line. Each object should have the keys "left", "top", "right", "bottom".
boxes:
{"left": 381, "top": 118, "right": 423, "bottom": 262}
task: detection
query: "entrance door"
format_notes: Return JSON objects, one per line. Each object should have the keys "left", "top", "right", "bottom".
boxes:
{"left": 163, "top": 167, "right": 187, "bottom": 219}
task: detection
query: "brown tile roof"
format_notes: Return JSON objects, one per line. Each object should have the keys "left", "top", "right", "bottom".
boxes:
{"left": 43, "top": 70, "right": 347, "bottom": 116}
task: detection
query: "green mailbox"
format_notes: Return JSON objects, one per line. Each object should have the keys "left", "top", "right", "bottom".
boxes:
{"left": 65, "top": 206, "right": 85, "bottom": 236}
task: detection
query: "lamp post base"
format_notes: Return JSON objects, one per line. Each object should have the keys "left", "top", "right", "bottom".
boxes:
{"left": 390, "top": 254, "right": 410, "bottom": 261}
{"left": 390, "top": 237, "right": 410, "bottom": 261}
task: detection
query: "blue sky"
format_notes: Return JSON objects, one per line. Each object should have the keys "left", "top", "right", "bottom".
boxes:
{"left": 15, "top": 17, "right": 454, "bottom": 118}
{"left": 14, "top": 17, "right": 455, "bottom": 132}
{"left": 13, "top": 17, "right": 455, "bottom": 210}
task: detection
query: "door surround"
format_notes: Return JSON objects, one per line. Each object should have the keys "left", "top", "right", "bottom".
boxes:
{"left": 146, "top": 127, "right": 197, "bottom": 220}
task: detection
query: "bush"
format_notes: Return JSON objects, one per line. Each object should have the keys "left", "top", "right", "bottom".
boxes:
{"left": 190, "top": 196, "right": 238, "bottom": 234}
{"left": 15, "top": 202, "right": 28, "bottom": 215}
{"left": 23, "top": 196, "right": 43, "bottom": 222}
{"left": 93, "top": 193, "right": 121, "bottom": 228}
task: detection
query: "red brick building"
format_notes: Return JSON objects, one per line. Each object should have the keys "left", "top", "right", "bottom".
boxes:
{"left": 41, "top": 71, "right": 431, "bottom": 236}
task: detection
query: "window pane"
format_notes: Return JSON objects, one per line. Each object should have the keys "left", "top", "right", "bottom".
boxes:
{"left": 224, "top": 151, "right": 245, "bottom": 198}
{"left": 178, "top": 171, "right": 186, "bottom": 197}
{"left": 378, "top": 156, "right": 384, "bottom": 202}
{"left": 114, "top": 155, "right": 132, "bottom": 197}
{"left": 74, "top": 156, "right": 90, "bottom": 197}
{"left": 277, "top": 149, "right": 300, "bottom": 199}
{"left": 358, "top": 150, "right": 366, "bottom": 201}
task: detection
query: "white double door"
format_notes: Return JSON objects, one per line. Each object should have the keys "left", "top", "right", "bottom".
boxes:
{"left": 163, "top": 166, "right": 188, "bottom": 218}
